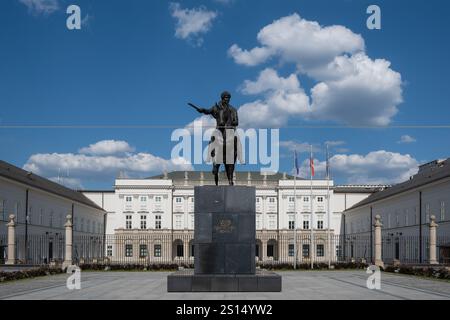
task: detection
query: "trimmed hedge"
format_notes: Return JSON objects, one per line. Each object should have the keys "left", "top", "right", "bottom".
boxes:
{"left": 78, "top": 263, "right": 194, "bottom": 271}
{"left": 257, "top": 262, "right": 368, "bottom": 270}
{"left": 384, "top": 265, "right": 450, "bottom": 280}
{"left": 0, "top": 267, "right": 64, "bottom": 283}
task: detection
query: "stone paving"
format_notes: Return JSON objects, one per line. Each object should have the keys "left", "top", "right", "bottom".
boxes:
{"left": 0, "top": 270, "right": 449, "bottom": 300}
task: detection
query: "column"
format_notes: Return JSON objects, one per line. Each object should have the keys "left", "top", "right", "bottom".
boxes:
{"left": 6, "top": 214, "right": 16, "bottom": 265}
{"left": 374, "top": 215, "right": 384, "bottom": 268}
{"left": 429, "top": 215, "right": 438, "bottom": 265}
{"left": 63, "top": 215, "right": 73, "bottom": 269}
{"left": 262, "top": 239, "right": 267, "bottom": 262}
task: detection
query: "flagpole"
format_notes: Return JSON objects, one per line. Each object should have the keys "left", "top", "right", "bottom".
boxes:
{"left": 310, "top": 144, "right": 314, "bottom": 269}
{"left": 326, "top": 144, "right": 331, "bottom": 269}
{"left": 293, "top": 151, "right": 297, "bottom": 270}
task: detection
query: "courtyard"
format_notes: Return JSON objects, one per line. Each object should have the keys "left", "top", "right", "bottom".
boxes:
{"left": 0, "top": 270, "right": 449, "bottom": 300}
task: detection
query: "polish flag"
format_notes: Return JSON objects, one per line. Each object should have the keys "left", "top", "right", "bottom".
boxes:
{"left": 310, "top": 155, "right": 315, "bottom": 177}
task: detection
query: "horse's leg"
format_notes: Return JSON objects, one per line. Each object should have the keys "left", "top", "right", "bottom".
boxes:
{"left": 213, "top": 163, "right": 220, "bottom": 186}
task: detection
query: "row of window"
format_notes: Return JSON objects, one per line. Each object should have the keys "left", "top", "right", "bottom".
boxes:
{"left": 73, "top": 217, "right": 103, "bottom": 234}
{"left": 287, "top": 220, "right": 324, "bottom": 230}
{"left": 109, "top": 244, "right": 163, "bottom": 258}
{"left": 349, "top": 201, "right": 447, "bottom": 233}
{"left": 125, "top": 196, "right": 163, "bottom": 203}
{"left": 288, "top": 196, "right": 325, "bottom": 203}
{"left": 123, "top": 196, "right": 325, "bottom": 204}
{"left": 126, "top": 215, "right": 162, "bottom": 230}
{"left": 288, "top": 244, "right": 325, "bottom": 257}
{"left": 110, "top": 243, "right": 327, "bottom": 259}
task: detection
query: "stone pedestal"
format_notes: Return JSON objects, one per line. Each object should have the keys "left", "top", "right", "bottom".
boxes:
{"left": 168, "top": 186, "right": 281, "bottom": 292}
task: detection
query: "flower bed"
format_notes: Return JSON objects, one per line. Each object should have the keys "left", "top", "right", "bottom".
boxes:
{"left": 0, "top": 267, "right": 64, "bottom": 283}
{"left": 384, "top": 265, "right": 450, "bottom": 280}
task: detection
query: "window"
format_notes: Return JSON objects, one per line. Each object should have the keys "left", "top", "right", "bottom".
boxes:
{"left": 303, "top": 197, "right": 309, "bottom": 203}
{"left": 288, "top": 215, "right": 295, "bottom": 230}
{"left": 107, "top": 245, "right": 113, "bottom": 257}
{"left": 317, "top": 220, "right": 323, "bottom": 229}
{"left": 288, "top": 244, "right": 295, "bottom": 257}
{"left": 288, "top": 196, "right": 295, "bottom": 203}
{"left": 125, "top": 196, "right": 132, "bottom": 203}
{"left": 336, "top": 245, "right": 342, "bottom": 258}
{"left": 0, "top": 199, "right": 5, "bottom": 221}
{"left": 14, "top": 202, "right": 21, "bottom": 223}
{"left": 140, "top": 215, "right": 147, "bottom": 229}
{"left": 140, "top": 196, "right": 147, "bottom": 202}
{"left": 139, "top": 245, "right": 148, "bottom": 258}
{"left": 126, "top": 215, "right": 132, "bottom": 229}
{"left": 425, "top": 203, "right": 430, "bottom": 223}
{"left": 317, "top": 196, "right": 324, "bottom": 203}
{"left": 81, "top": 218, "right": 85, "bottom": 232}
{"left": 190, "top": 214, "right": 194, "bottom": 229}
{"left": 74, "top": 217, "right": 78, "bottom": 231}
{"left": 49, "top": 212, "right": 53, "bottom": 227}
{"left": 303, "top": 220, "right": 309, "bottom": 230}
{"left": 302, "top": 244, "right": 310, "bottom": 258}
{"left": 39, "top": 209, "right": 44, "bottom": 226}
{"left": 125, "top": 244, "right": 133, "bottom": 257}
{"left": 441, "top": 201, "right": 445, "bottom": 221}
{"left": 154, "top": 244, "right": 161, "bottom": 257}
{"left": 268, "top": 215, "right": 276, "bottom": 229}
{"left": 256, "top": 215, "right": 262, "bottom": 230}
{"left": 155, "top": 196, "right": 162, "bottom": 202}
{"left": 190, "top": 197, "right": 194, "bottom": 203}
{"left": 175, "top": 197, "right": 182, "bottom": 203}
{"left": 317, "top": 244, "right": 324, "bottom": 257}
{"left": 269, "top": 197, "right": 275, "bottom": 203}
{"left": 256, "top": 197, "right": 260, "bottom": 203}
{"left": 155, "top": 215, "right": 162, "bottom": 229}
{"left": 175, "top": 215, "right": 183, "bottom": 229}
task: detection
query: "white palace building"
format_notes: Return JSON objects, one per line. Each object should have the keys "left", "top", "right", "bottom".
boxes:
{"left": 82, "top": 171, "right": 382, "bottom": 263}
{"left": 1, "top": 158, "right": 449, "bottom": 265}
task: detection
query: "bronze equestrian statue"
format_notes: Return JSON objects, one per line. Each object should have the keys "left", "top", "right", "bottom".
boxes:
{"left": 188, "top": 91, "right": 240, "bottom": 186}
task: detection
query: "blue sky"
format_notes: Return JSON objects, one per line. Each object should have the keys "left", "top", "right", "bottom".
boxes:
{"left": 0, "top": 0, "right": 449, "bottom": 189}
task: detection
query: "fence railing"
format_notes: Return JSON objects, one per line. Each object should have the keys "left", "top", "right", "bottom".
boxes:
{"left": 1, "top": 233, "right": 449, "bottom": 267}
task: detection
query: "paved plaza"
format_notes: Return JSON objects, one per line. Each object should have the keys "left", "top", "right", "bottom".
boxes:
{"left": 0, "top": 270, "right": 449, "bottom": 300}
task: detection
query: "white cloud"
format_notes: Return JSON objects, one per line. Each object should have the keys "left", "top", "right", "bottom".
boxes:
{"left": 23, "top": 141, "right": 193, "bottom": 188}
{"left": 238, "top": 68, "right": 310, "bottom": 128}
{"left": 325, "top": 140, "right": 345, "bottom": 147}
{"left": 48, "top": 177, "right": 83, "bottom": 190}
{"left": 229, "top": 13, "right": 364, "bottom": 71}
{"left": 309, "top": 53, "right": 403, "bottom": 126}
{"left": 397, "top": 135, "right": 416, "bottom": 144}
{"left": 228, "top": 45, "right": 274, "bottom": 67}
{"left": 279, "top": 141, "right": 320, "bottom": 153}
{"left": 18, "top": 0, "right": 59, "bottom": 15}
{"left": 297, "top": 150, "right": 418, "bottom": 184}
{"left": 169, "top": 2, "right": 217, "bottom": 46}
{"left": 79, "top": 140, "right": 135, "bottom": 156}
{"left": 229, "top": 14, "right": 403, "bottom": 127}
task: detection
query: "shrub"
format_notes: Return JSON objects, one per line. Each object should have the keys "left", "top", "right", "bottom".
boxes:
{"left": 0, "top": 267, "right": 63, "bottom": 283}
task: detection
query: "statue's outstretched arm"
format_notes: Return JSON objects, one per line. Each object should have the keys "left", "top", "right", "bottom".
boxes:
{"left": 188, "top": 103, "right": 212, "bottom": 114}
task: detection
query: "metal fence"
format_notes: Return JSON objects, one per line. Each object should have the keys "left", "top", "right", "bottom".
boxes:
{"left": 1, "top": 233, "right": 449, "bottom": 267}
{"left": 16, "top": 234, "right": 65, "bottom": 265}
{"left": 382, "top": 235, "right": 450, "bottom": 265}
